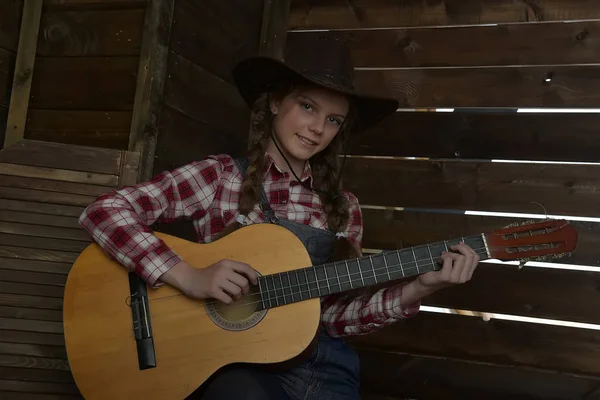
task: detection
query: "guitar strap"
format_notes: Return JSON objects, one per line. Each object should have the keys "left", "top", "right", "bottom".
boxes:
{"left": 233, "top": 158, "right": 279, "bottom": 224}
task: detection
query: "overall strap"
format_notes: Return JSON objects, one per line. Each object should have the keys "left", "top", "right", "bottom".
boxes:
{"left": 232, "top": 158, "right": 279, "bottom": 224}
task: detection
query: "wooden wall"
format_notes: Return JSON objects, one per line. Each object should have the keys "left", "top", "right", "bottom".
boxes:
{"left": 152, "top": 0, "right": 264, "bottom": 174}
{"left": 289, "top": 1, "right": 600, "bottom": 399}
{"left": 18, "top": 0, "right": 146, "bottom": 151}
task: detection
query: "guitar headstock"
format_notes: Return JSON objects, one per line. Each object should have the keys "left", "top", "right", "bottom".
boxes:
{"left": 484, "top": 219, "right": 578, "bottom": 265}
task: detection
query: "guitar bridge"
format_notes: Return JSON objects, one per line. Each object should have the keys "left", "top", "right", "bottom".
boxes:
{"left": 128, "top": 272, "right": 156, "bottom": 370}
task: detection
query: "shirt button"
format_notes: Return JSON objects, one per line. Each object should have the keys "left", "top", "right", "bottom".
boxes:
{"left": 282, "top": 199, "right": 287, "bottom": 204}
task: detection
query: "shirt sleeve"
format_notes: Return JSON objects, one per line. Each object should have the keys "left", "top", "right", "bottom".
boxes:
{"left": 320, "top": 190, "right": 421, "bottom": 337}
{"left": 78, "top": 155, "right": 231, "bottom": 287}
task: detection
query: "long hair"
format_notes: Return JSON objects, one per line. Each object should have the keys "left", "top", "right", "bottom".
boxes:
{"left": 217, "top": 83, "right": 361, "bottom": 261}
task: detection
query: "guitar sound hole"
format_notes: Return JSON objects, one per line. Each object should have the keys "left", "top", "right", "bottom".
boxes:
{"left": 204, "top": 285, "right": 267, "bottom": 331}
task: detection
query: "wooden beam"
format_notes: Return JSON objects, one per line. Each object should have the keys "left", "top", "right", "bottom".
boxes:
{"left": 3, "top": 0, "right": 42, "bottom": 149}
{"left": 129, "top": 0, "right": 175, "bottom": 182}
{"left": 259, "top": 0, "right": 291, "bottom": 59}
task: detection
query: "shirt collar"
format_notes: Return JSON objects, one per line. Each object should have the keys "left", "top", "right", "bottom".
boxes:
{"left": 264, "top": 152, "right": 314, "bottom": 186}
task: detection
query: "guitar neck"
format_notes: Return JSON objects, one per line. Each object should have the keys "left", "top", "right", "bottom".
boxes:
{"left": 256, "top": 233, "right": 491, "bottom": 310}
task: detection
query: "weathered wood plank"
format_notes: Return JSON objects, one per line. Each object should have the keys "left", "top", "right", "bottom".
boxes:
{"left": 154, "top": 105, "right": 247, "bottom": 173}
{"left": 0, "top": 233, "right": 89, "bottom": 253}
{"left": 118, "top": 149, "right": 140, "bottom": 187}
{"left": 354, "top": 66, "right": 600, "bottom": 108}
{"left": 348, "top": 312, "right": 600, "bottom": 378}
{"left": 356, "top": 111, "right": 600, "bottom": 162}
{"left": 170, "top": 0, "right": 263, "bottom": 83}
{"left": 0, "top": 343, "right": 67, "bottom": 359}
{"left": 163, "top": 52, "right": 251, "bottom": 139}
{"left": 0, "top": 379, "right": 78, "bottom": 395}
{"left": 45, "top": 0, "right": 145, "bottom": 5}
{"left": 0, "top": 162, "right": 118, "bottom": 186}
{"left": 4, "top": 0, "right": 43, "bottom": 148}
{"left": 0, "top": 269, "right": 67, "bottom": 287}
{"left": 0, "top": 306, "right": 62, "bottom": 322}
{"left": 37, "top": 8, "right": 144, "bottom": 56}
{"left": 345, "top": 158, "right": 600, "bottom": 217}
{"left": 0, "top": 391, "right": 81, "bottom": 400}
{"left": 129, "top": 0, "right": 175, "bottom": 181}
{"left": 0, "top": 49, "right": 16, "bottom": 108}
{"left": 0, "top": 187, "right": 97, "bottom": 207}
{"left": 0, "top": 293, "right": 63, "bottom": 310}
{"left": 0, "top": 354, "right": 70, "bottom": 371}
{"left": 0, "top": 245, "right": 78, "bottom": 263}
{"left": 0, "top": 139, "right": 122, "bottom": 175}
{"left": 0, "top": 1, "right": 22, "bottom": 53}
{"left": 24, "top": 110, "right": 132, "bottom": 151}
{"left": 289, "top": 0, "right": 600, "bottom": 30}
{"left": 0, "top": 175, "right": 112, "bottom": 197}
{"left": 0, "top": 210, "right": 81, "bottom": 229}
{"left": 0, "top": 366, "right": 72, "bottom": 382}
{"left": 0, "top": 317, "right": 63, "bottom": 334}
{"left": 362, "top": 209, "right": 600, "bottom": 266}
{"left": 29, "top": 56, "right": 138, "bottom": 110}
{"left": 0, "top": 258, "right": 71, "bottom": 275}
{"left": 0, "top": 199, "right": 84, "bottom": 218}
{"left": 259, "top": 0, "right": 291, "bottom": 60}
{"left": 289, "top": 21, "right": 600, "bottom": 68}
{"left": 0, "top": 106, "right": 7, "bottom": 148}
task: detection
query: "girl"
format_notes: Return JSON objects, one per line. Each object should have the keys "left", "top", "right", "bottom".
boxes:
{"left": 79, "top": 36, "right": 479, "bottom": 400}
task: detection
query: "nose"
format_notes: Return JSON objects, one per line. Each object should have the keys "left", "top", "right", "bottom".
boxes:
{"left": 309, "top": 116, "right": 326, "bottom": 136}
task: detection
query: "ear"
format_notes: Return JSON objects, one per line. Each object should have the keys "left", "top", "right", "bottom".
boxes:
{"left": 269, "top": 96, "right": 279, "bottom": 115}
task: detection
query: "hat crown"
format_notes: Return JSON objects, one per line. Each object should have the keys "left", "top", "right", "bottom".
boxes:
{"left": 284, "top": 35, "right": 355, "bottom": 91}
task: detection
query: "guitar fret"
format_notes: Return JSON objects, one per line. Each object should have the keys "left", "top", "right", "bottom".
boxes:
{"left": 369, "top": 255, "right": 378, "bottom": 284}
{"left": 357, "top": 260, "right": 365, "bottom": 287}
{"left": 427, "top": 244, "right": 435, "bottom": 271}
{"left": 278, "top": 273, "right": 285, "bottom": 305}
{"left": 344, "top": 260, "right": 353, "bottom": 289}
{"left": 334, "top": 263, "right": 341, "bottom": 291}
{"left": 411, "top": 247, "right": 419, "bottom": 273}
{"left": 323, "top": 266, "right": 331, "bottom": 294}
{"left": 382, "top": 254, "right": 391, "bottom": 281}
{"left": 258, "top": 277, "right": 267, "bottom": 309}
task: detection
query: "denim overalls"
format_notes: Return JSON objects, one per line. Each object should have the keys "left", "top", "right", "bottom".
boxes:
{"left": 197, "top": 159, "right": 361, "bottom": 400}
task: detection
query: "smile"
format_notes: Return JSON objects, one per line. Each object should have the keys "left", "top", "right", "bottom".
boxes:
{"left": 296, "top": 134, "right": 317, "bottom": 146}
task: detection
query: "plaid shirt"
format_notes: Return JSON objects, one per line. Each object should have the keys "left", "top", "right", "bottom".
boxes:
{"left": 79, "top": 153, "right": 420, "bottom": 337}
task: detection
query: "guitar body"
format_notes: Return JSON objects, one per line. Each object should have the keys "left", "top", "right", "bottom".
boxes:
{"left": 63, "top": 224, "right": 320, "bottom": 400}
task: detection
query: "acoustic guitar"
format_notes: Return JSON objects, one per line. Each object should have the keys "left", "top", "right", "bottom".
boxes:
{"left": 63, "top": 219, "right": 577, "bottom": 399}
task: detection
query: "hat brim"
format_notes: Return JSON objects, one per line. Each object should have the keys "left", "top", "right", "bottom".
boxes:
{"left": 232, "top": 56, "right": 398, "bottom": 133}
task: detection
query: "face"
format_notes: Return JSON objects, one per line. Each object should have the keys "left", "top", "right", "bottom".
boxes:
{"left": 269, "top": 85, "right": 349, "bottom": 165}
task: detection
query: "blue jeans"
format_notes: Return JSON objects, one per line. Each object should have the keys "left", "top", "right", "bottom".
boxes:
{"left": 196, "top": 330, "right": 361, "bottom": 400}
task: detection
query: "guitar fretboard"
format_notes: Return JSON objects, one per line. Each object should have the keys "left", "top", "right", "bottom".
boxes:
{"left": 256, "top": 234, "right": 489, "bottom": 310}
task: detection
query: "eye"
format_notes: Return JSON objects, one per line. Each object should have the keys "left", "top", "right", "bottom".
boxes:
{"left": 328, "top": 116, "right": 342, "bottom": 125}
{"left": 301, "top": 102, "right": 313, "bottom": 111}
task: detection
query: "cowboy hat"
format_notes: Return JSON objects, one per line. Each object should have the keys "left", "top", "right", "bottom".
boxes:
{"left": 231, "top": 35, "right": 398, "bottom": 133}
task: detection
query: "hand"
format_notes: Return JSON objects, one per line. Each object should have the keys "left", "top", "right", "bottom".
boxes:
{"left": 415, "top": 242, "right": 480, "bottom": 294}
{"left": 161, "top": 260, "right": 258, "bottom": 304}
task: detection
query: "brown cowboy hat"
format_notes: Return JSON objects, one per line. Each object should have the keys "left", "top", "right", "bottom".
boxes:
{"left": 231, "top": 35, "right": 398, "bottom": 133}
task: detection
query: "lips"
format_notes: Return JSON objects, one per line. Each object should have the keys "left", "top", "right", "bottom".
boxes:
{"left": 296, "top": 134, "right": 317, "bottom": 146}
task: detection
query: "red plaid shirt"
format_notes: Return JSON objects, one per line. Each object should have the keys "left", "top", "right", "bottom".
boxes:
{"left": 79, "top": 153, "right": 420, "bottom": 337}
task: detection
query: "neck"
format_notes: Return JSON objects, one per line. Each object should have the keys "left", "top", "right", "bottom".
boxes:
{"left": 266, "top": 138, "right": 305, "bottom": 180}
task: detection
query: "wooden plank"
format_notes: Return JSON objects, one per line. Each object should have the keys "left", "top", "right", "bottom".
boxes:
{"left": 0, "top": 233, "right": 89, "bottom": 253}
{"left": 0, "top": 391, "right": 81, "bottom": 400}
{"left": 154, "top": 105, "right": 247, "bottom": 173}
{"left": 362, "top": 209, "right": 600, "bottom": 266}
{"left": 0, "top": 258, "right": 71, "bottom": 275}
{"left": 0, "top": 245, "right": 78, "bottom": 263}
{"left": 118, "top": 149, "right": 139, "bottom": 187}
{"left": 289, "top": 21, "right": 600, "bottom": 68}
{"left": 0, "top": 175, "right": 112, "bottom": 197}
{"left": 37, "top": 8, "right": 144, "bottom": 56}
{"left": 0, "top": 380, "right": 78, "bottom": 395}
{"left": 0, "top": 199, "right": 85, "bottom": 218}
{"left": 0, "top": 306, "right": 62, "bottom": 322}
{"left": 29, "top": 56, "right": 139, "bottom": 110}
{"left": 0, "top": 49, "right": 16, "bottom": 108}
{"left": 0, "top": 343, "right": 67, "bottom": 359}
{"left": 4, "top": 0, "right": 43, "bottom": 148}
{"left": 0, "top": 187, "right": 97, "bottom": 207}
{"left": 0, "top": 281, "right": 65, "bottom": 299}
{"left": 45, "top": 0, "right": 145, "bottom": 5}
{"left": 0, "top": 162, "right": 118, "bottom": 186}
{"left": 169, "top": 0, "right": 263, "bottom": 83}
{"left": 0, "top": 354, "right": 70, "bottom": 371}
{"left": 358, "top": 350, "right": 600, "bottom": 400}
{"left": 289, "top": 0, "right": 600, "bottom": 30}
{"left": 0, "top": 317, "right": 63, "bottom": 334}
{"left": 0, "top": 270, "right": 67, "bottom": 287}
{"left": 0, "top": 210, "right": 81, "bottom": 229}
{"left": 129, "top": 0, "right": 175, "bottom": 181}
{"left": 259, "top": 0, "right": 290, "bottom": 60}
{"left": 163, "top": 52, "right": 251, "bottom": 139}
{"left": 0, "top": 106, "right": 7, "bottom": 148}
{"left": 344, "top": 158, "right": 600, "bottom": 217}
{"left": 24, "top": 110, "right": 132, "bottom": 151}
{"left": 348, "top": 312, "right": 600, "bottom": 378}
{"left": 356, "top": 111, "right": 600, "bottom": 162}
{"left": 0, "top": 366, "right": 72, "bottom": 382}
{"left": 0, "top": 139, "right": 122, "bottom": 175}
{"left": 0, "top": 293, "right": 63, "bottom": 310}
{"left": 0, "top": 1, "right": 22, "bottom": 53}
{"left": 353, "top": 66, "right": 600, "bottom": 108}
